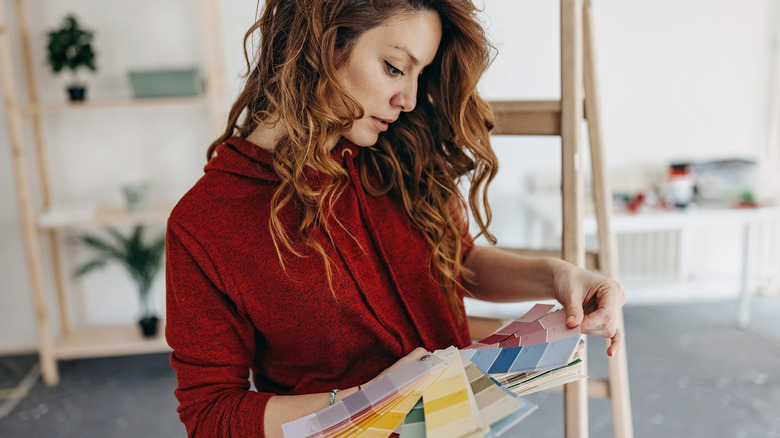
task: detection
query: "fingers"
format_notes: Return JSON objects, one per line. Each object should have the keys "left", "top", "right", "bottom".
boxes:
{"left": 580, "top": 305, "right": 624, "bottom": 356}
{"left": 607, "top": 328, "right": 624, "bottom": 357}
{"left": 398, "top": 347, "right": 429, "bottom": 366}
{"left": 597, "top": 279, "right": 627, "bottom": 313}
{"left": 408, "top": 347, "right": 429, "bottom": 360}
{"left": 581, "top": 305, "right": 616, "bottom": 332}
{"left": 367, "top": 347, "right": 430, "bottom": 386}
{"left": 568, "top": 305, "right": 624, "bottom": 357}
{"left": 585, "top": 325, "right": 624, "bottom": 355}
{"left": 552, "top": 265, "right": 626, "bottom": 356}
{"left": 580, "top": 279, "right": 625, "bottom": 331}
{"left": 564, "top": 303, "right": 584, "bottom": 329}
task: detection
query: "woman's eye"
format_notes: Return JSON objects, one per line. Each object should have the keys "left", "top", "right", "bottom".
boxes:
{"left": 384, "top": 61, "right": 404, "bottom": 77}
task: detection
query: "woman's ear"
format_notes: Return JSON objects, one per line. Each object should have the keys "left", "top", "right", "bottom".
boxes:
{"left": 332, "top": 45, "right": 350, "bottom": 71}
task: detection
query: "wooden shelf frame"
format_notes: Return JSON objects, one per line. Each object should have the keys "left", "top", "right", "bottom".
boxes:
{"left": 20, "top": 95, "right": 208, "bottom": 117}
{"left": 0, "top": 0, "right": 225, "bottom": 385}
{"left": 54, "top": 323, "right": 169, "bottom": 360}
{"left": 37, "top": 205, "right": 175, "bottom": 230}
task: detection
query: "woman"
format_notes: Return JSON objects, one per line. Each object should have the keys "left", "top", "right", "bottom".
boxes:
{"left": 166, "top": 0, "right": 626, "bottom": 436}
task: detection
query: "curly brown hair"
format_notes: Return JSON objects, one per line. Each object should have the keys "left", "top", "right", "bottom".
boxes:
{"left": 208, "top": 0, "right": 498, "bottom": 316}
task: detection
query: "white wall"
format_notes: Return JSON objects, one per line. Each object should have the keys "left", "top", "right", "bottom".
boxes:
{"left": 0, "top": 0, "right": 776, "bottom": 352}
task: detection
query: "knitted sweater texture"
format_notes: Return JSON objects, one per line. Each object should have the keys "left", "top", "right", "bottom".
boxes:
{"left": 165, "top": 137, "right": 472, "bottom": 437}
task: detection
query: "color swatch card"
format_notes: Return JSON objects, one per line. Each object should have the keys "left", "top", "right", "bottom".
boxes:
{"left": 398, "top": 354, "right": 538, "bottom": 438}
{"left": 460, "top": 333, "right": 581, "bottom": 375}
{"left": 461, "top": 356, "right": 528, "bottom": 427}
{"left": 508, "top": 308, "right": 581, "bottom": 345}
{"left": 282, "top": 352, "right": 451, "bottom": 438}
{"left": 338, "top": 364, "right": 445, "bottom": 438}
{"left": 398, "top": 400, "right": 425, "bottom": 438}
{"left": 422, "top": 347, "right": 487, "bottom": 438}
{"left": 466, "top": 305, "right": 580, "bottom": 350}
{"left": 460, "top": 304, "right": 586, "bottom": 398}
{"left": 331, "top": 379, "right": 426, "bottom": 438}
{"left": 464, "top": 304, "right": 555, "bottom": 349}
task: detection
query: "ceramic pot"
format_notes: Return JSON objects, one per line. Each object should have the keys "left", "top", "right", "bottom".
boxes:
{"left": 67, "top": 85, "right": 86, "bottom": 101}
{"left": 139, "top": 316, "right": 160, "bottom": 338}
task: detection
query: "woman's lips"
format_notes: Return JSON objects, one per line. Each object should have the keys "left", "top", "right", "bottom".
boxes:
{"left": 372, "top": 116, "right": 389, "bottom": 132}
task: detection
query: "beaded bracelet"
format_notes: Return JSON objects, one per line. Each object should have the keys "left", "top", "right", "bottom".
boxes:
{"left": 329, "top": 389, "right": 340, "bottom": 406}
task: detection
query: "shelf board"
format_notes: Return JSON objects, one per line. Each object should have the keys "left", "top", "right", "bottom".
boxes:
{"left": 21, "top": 95, "right": 207, "bottom": 116}
{"left": 38, "top": 204, "right": 173, "bottom": 230}
{"left": 54, "top": 323, "right": 169, "bottom": 360}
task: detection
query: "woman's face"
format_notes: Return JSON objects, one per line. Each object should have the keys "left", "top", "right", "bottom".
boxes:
{"left": 336, "top": 10, "right": 442, "bottom": 147}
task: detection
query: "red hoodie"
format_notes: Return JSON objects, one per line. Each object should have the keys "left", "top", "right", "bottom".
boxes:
{"left": 166, "top": 137, "right": 473, "bottom": 437}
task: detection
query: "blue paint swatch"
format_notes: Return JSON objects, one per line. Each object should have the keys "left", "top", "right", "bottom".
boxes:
{"left": 470, "top": 349, "right": 501, "bottom": 372}
{"left": 536, "top": 335, "right": 580, "bottom": 370}
{"left": 488, "top": 347, "right": 523, "bottom": 374}
{"left": 460, "top": 349, "right": 477, "bottom": 361}
{"left": 509, "top": 343, "right": 547, "bottom": 373}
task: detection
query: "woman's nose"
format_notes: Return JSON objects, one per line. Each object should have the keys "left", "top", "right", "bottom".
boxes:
{"left": 392, "top": 80, "right": 417, "bottom": 112}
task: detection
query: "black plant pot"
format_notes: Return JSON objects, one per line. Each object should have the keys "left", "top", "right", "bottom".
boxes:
{"left": 67, "top": 85, "right": 86, "bottom": 102}
{"left": 138, "top": 316, "right": 160, "bottom": 338}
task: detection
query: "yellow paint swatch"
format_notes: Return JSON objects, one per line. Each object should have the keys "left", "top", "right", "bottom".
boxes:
{"left": 424, "top": 388, "right": 469, "bottom": 415}
{"left": 354, "top": 390, "right": 424, "bottom": 437}
{"left": 423, "top": 347, "right": 487, "bottom": 438}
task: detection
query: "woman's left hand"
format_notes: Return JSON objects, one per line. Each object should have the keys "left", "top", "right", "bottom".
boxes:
{"left": 463, "top": 247, "right": 627, "bottom": 355}
{"left": 549, "top": 262, "right": 626, "bottom": 356}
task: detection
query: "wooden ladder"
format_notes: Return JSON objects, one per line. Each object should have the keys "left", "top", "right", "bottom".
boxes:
{"left": 468, "top": 1, "right": 633, "bottom": 437}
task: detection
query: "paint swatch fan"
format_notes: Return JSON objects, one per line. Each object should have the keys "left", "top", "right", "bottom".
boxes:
{"left": 461, "top": 304, "right": 587, "bottom": 396}
{"left": 281, "top": 304, "right": 585, "bottom": 438}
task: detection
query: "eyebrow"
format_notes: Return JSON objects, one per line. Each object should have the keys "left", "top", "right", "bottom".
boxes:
{"left": 392, "top": 45, "right": 420, "bottom": 66}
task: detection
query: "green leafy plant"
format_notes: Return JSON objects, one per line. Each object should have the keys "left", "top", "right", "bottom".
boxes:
{"left": 73, "top": 226, "right": 165, "bottom": 322}
{"left": 46, "top": 14, "right": 96, "bottom": 79}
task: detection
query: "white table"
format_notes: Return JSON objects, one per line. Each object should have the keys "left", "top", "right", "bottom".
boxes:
{"left": 522, "top": 194, "right": 780, "bottom": 328}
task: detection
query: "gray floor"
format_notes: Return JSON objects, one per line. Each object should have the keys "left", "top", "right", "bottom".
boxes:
{"left": 0, "top": 295, "right": 778, "bottom": 438}
{"left": 520, "top": 295, "right": 780, "bottom": 438}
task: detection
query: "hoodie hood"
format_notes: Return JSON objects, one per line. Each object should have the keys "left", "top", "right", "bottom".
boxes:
{"left": 204, "top": 136, "right": 360, "bottom": 183}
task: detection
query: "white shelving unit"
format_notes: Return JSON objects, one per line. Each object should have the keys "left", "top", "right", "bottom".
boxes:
{"left": 0, "top": 0, "right": 226, "bottom": 385}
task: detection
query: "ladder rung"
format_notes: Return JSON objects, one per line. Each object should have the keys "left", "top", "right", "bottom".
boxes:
{"left": 498, "top": 247, "right": 600, "bottom": 271}
{"left": 488, "top": 100, "right": 587, "bottom": 136}
{"left": 490, "top": 100, "right": 561, "bottom": 136}
{"left": 546, "top": 377, "right": 612, "bottom": 398}
{"left": 490, "top": 100, "right": 562, "bottom": 113}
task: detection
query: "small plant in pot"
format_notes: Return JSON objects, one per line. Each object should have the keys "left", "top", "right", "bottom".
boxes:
{"left": 46, "top": 14, "right": 97, "bottom": 102}
{"left": 73, "top": 226, "right": 165, "bottom": 338}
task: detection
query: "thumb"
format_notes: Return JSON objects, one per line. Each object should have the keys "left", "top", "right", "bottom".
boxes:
{"left": 564, "top": 303, "right": 584, "bottom": 328}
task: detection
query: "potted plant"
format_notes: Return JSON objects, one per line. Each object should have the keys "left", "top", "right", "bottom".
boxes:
{"left": 73, "top": 226, "right": 165, "bottom": 338}
{"left": 46, "top": 14, "right": 97, "bottom": 102}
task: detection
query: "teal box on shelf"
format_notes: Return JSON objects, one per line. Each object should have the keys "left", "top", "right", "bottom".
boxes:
{"left": 128, "top": 68, "right": 202, "bottom": 98}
